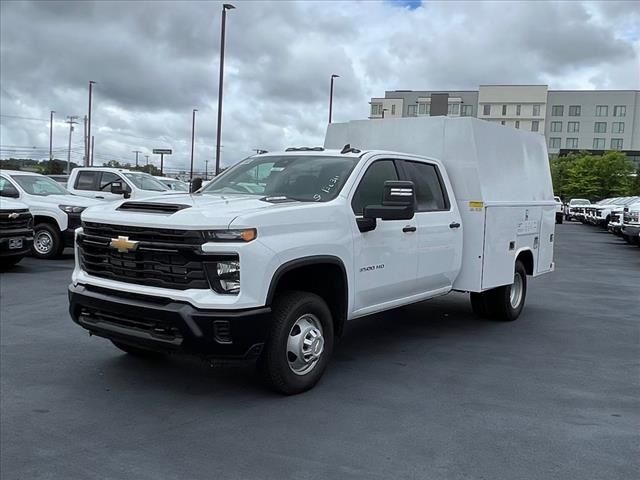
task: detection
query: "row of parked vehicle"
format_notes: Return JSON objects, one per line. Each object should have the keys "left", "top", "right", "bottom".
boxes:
{"left": 0, "top": 167, "right": 188, "bottom": 266}
{"left": 563, "top": 196, "right": 640, "bottom": 245}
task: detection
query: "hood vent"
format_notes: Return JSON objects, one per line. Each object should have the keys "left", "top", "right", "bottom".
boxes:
{"left": 117, "top": 202, "right": 191, "bottom": 214}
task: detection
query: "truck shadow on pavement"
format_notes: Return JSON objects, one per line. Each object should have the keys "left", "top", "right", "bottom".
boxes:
{"left": 91, "top": 293, "right": 507, "bottom": 397}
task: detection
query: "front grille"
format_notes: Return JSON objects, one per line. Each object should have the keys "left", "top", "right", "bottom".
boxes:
{"left": 0, "top": 210, "right": 32, "bottom": 231}
{"left": 78, "top": 222, "right": 209, "bottom": 290}
{"left": 82, "top": 221, "right": 203, "bottom": 245}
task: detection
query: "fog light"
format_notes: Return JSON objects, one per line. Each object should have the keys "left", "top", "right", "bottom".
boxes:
{"left": 204, "top": 257, "right": 240, "bottom": 295}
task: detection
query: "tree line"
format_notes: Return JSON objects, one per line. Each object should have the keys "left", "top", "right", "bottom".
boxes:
{"left": 550, "top": 151, "right": 640, "bottom": 201}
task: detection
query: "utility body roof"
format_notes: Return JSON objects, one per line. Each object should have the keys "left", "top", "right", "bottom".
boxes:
{"left": 325, "top": 116, "right": 553, "bottom": 204}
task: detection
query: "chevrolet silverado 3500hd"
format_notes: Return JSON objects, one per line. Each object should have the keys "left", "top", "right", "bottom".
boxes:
{"left": 69, "top": 117, "right": 555, "bottom": 394}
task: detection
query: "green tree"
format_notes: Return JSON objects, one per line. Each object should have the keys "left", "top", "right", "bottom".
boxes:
{"left": 554, "top": 151, "right": 635, "bottom": 200}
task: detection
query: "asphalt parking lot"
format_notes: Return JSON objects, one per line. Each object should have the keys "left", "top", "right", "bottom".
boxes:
{"left": 1, "top": 223, "right": 638, "bottom": 480}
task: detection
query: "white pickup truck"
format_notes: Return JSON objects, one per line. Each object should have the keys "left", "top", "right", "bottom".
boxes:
{"left": 0, "top": 197, "right": 33, "bottom": 268}
{"left": 0, "top": 170, "right": 101, "bottom": 258}
{"left": 67, "top": 167, "right": 177, "bottom": 201}
{"left": 68, "top": 117, "right": 555, "bottom": 394}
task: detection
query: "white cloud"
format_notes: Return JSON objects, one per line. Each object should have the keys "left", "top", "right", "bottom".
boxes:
{"left": 1, "top": 0, "right": 638, "bottom": 174}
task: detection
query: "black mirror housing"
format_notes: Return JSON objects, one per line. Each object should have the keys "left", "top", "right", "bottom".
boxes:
{"left": 0, "top": 189, "right": 19, "bottom": 198}
{"left": 363, "top": 180, "right": 416, "bottom": 221}
{"left": 110, "top": 181, "right": 131, "bottom": 198}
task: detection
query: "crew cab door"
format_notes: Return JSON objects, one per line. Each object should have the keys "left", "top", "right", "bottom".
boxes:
{"left": 350, "top": 158, "right": 419, "bottom": 315}
{"left": 397, "top": 159, "right": 462, "bottom": 292}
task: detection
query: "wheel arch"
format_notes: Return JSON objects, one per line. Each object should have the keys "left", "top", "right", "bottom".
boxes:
{"left": 33, "top": 215, "right": 62, "bottom": 231}
{"left": 266, "top": 255, "right": 349, "bottom": 336}
{"left": 515, "top": 249, "right": 534, "bottom": 275}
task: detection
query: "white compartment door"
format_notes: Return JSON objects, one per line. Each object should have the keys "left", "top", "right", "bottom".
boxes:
{"left": 536, "top": 207, "right": 555, "bottom": 274}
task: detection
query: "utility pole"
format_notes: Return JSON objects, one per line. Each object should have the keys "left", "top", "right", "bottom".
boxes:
{"left": 215, "top": 3, "right": 235, "bottom": 176}
{"left": 49, "top": 111, "right": 55, "bottom": 161}
{"left": 83, "top": 115, "right": 88, "bottom": 165}
{"left": 65, "top": 116, "right": 78, "bottom": 174}
{"left": 91, "top": 136, "right": 94, "bottom": 165}
{"left": 132, "top": 150, "right": 141, "bottom": 167}
{"left": 204, "top": 158, "right": 209, "bottom": 180}
{"left": 87, "top": 81, "right": 96, "bottom": 165}
{"left": 145, "top": 154, "right": 149, "bottom": 166}
{"left": 190, "top": 108, "right": 198, "bottom": 181}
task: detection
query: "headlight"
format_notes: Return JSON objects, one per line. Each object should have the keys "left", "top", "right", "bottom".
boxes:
{"left": 204, "top": 257, "right": 240, "bottom": 294}
{"left": 59, "top": 205, "right": 86, "bottom": 214}
{"left": 204, "top": 228, "right": 256, "bottom": 242}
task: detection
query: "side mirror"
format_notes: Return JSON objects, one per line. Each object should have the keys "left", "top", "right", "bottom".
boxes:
{"left": 364, "top": 180, "right": 416, "bottom": 221}
{"left": 110, "top": 181, "right": 131, "bottom": 199}
{"left": 0, "top": 188, "right": 19, "bottom": 198}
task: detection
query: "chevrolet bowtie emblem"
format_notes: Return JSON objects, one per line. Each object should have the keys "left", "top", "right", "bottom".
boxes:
{"left": 8, "top": 212, "right": 20, "bottom": 219}
{"left": 109, "top": 236, "right": 139, "bottom": 253}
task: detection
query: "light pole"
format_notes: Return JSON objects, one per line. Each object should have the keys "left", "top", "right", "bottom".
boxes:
{"left": 329, "top": 74, "right": 339, "bottom": 124}
{"left": 65, "top": 116, "right": 78, "bottom": 174}
{"left": 49, "top": 110, "right": 55, "bottom": 161}
{"left": 190, "top": 108, "right": 198, "bottom": 181}
{"left": 87, "top": 80, "right": 96, "bottom": 166}
{"left": 132, "top": 150, "right": 141, "bottom": 167}
{"left": 215, "top": 3, "right": 235, "bottom": 176}
{"left": 145, "top": 154, "right": 149, "bottom": 166}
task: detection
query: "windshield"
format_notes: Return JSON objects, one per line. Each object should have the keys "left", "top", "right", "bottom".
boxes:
{"left": 200, "top": 155, "right": 359, "bottom": 202}
{"left": 570, "top": 199, "right": 590, "bottom": 205}
{"left": 123, "top": 173, "right": 169, "bottom": 192}
{"left": 164, "top": 179, "right": 188, "bottom": 192}
{"left": 11, "top": 174, "right": 69, "bottom": 196}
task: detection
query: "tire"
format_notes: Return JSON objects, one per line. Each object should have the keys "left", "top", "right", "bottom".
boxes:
{"left": 111, "top": 340, "right": 165, "bottom": 358}
{"left": 0, "top": 255, "right": 23, "bottom": 269}
{"left": 258, "top": 291, "right": 334, "bottom": 395}
{"left": 32, "top": 223, "right": 64, "bottom": 259}
{"left": 486, "top": 260, "right": 527, "bottom": 322}
{"left": 556, "top": 214, "right": 563, "bottom": 224}
{"left": 470, "top": 292, "right": 491, "bottom": 318}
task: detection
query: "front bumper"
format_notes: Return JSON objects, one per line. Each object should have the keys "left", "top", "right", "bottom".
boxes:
{"left": 621, "top": 224, "right": 640, "bottom": 237}
{"left": 0, "top": 230, "right": 34, "bottom": 257}
{"left": 69, "top": 283, "right": 271, "bottom": 359}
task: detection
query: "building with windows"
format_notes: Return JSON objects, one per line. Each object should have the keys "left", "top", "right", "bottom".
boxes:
{"left": 369, "top": 86, "right": 640, "bottom": 162}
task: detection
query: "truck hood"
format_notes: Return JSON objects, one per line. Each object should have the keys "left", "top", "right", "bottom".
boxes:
{"left": 0, "top": 198, "right": 29, "bottom": 211}
{"left": 81, "top": 193, "right": 302, "bottom": 229}
{"left": 27, "top": 194, "right": 103, "bottom": 208}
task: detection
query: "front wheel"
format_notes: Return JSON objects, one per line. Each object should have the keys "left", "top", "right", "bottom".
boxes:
{"left": 259, "top": 291, "right": 334, "bottom": 395}
{"left": 32, "top": 223, "right": 63, "bottom": 259}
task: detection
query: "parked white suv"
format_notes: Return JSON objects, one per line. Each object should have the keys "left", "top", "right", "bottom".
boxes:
{"left": 0, "top": 170, "right": 101, "bottom": 258}
{"left": 68, "top": 117, "right": 555, "bottom": 394}
{"left": 67, "top": 167, "right": 175, "bottom": 201}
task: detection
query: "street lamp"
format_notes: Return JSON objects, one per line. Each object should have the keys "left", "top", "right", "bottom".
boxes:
{"left": 49, "top": 111, "right": 55, "bottom": 161}
{"left": 329, "top": 74, "right": 340, "bottom": 124}
{"left": 215, "top": 3, "right": 235, "bottom": 176}
{"left": 190, "top": 108, "right": 198, "bottom": 182}
{"left": 87, "top": 80, "right": 96, "bottom": 166}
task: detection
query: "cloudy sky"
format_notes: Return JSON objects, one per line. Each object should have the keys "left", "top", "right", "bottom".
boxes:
{"left": 1, "top": 0, "right": 639, "bottom": 175}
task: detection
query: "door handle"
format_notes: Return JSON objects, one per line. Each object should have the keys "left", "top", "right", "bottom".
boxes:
{"left": 449, "top": 222, "right": 461, "bottom": 229}
{"left": 95, "top": 196, "right": 104, "bottom": 199}
{"left": 402, "top": 225, "right": 416, "bottom": 233}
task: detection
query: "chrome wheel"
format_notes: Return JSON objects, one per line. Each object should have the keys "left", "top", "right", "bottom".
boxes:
{"left": 34, "top": 230, "right": 54, "bottom": 255}
{"left": 510, "top": 271, "right": 524, "bottom": 309}
{"left": 287, "top": 313, "right": 324, "bottom": 376}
